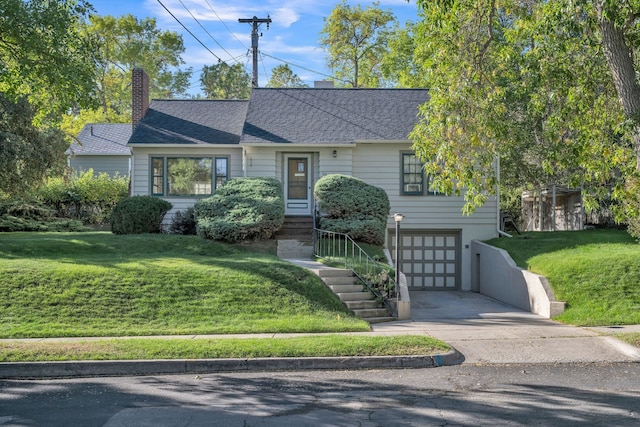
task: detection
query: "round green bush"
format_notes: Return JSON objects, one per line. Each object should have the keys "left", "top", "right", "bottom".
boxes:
{"left": 314, "top": 174, "right": 390, "bottom": 245}
{"left": 194, "top": 177, "right": 284, "bottom": 243}
{"left": 110, "top": 196, "right": 172, "bottom": 235}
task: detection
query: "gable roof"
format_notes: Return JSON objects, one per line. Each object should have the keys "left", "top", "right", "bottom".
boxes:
{"left": 240, "top": 88, "right": 429, "bottom": 145}
{"left": 67, "top": 124, "right": 132, "bottom": 156}
{"left": 128, "top": 99, "right": 249, "bottom": 145}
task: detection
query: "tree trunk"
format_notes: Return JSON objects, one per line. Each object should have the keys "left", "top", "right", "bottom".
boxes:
{"left": 596, "top": 4, "right": 640, "bottom": 171}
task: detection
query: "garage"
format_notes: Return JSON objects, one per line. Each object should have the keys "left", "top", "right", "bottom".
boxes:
{"left": 390, "top": 230, "right": 461, "bottom": 290}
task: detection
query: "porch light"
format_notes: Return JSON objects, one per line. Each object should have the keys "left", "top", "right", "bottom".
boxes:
{"left": 332, "top": 150, "right": 337, "bottom": 158}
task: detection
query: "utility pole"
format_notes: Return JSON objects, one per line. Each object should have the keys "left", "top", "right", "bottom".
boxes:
{"left": 238, "top": 15, "right": 271, "bottom": 88}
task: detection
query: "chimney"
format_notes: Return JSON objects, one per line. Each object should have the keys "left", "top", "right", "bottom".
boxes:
{"left": 132, "top": 68, "right": 149, "bottom": 131}
{"left": 314, "top": 80, "right": 334, "bottom": 89}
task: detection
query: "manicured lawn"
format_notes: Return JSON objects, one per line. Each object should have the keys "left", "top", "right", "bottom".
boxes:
{"left": 0, "top": 232, "right": 370, "bottom": 338}
{"left": 486, "top": 230, "right": 640, "bottom": 326}
{"left": 0, "top": 335, "right": 450, "bottom": 362}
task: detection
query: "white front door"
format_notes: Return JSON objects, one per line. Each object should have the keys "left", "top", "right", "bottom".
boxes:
{"left": 284, "top": 154, "right": 312, "bottom": 215}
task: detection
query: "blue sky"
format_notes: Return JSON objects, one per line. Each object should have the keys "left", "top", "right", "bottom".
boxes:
{"left": 86, "top": 0, "right": 420, "bottom": 95}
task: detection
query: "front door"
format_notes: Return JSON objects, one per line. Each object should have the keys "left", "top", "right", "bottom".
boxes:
{"left": 284, "top": 154, "right": 312, "bottom": 215}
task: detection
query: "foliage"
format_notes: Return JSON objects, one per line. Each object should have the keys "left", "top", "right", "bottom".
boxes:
{"left": 266, "top": 64, "right": 309, "bottom": 88}
{"left": 200, "top": 62, "right": 251, "bottom": 99}
{"left": 315, "top": 174, "right": 390, "bottom": 245}
{"left": 486, "top": 230, "right": 640, "bottom": 326}
{"left": 110, "top": 196, "right": 172, "bottom": 234}
{"left": 411, "top": 0, "right": 634, "bottom": 216}
{"left": 169, "top": 208, "right": 197, "bottom": 235}
{"left": 319, "top": 1, "right": 397, "bottom": 88}
{"left": 0, "top": 199, "right": 88, "bottom": 232}
{"left": 195, "top": 178, "right": 284, "bottom": 243}
{"left": 0, "top": 95, "right": 68, "bottom": 197}
{"left": 0, "top": 232, "right": 368, "bottom": 337}
{"left": 35, "top": 170, "right": 129, "bottom": 224}
{"left": 381, "top": 21, "right": 426, "bottom": 88}
{"left": 61, "top": 14, "right": 192, "bottom": 136}
{"left": 0, "top": 0, "right": 97, "bottom": 121}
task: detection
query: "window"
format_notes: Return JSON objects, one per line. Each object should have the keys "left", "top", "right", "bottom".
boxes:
{"left": 401, "top": 152, "right": 437, "bottom": 196}
{"left": 151, "top": 156, "right": 228, "bottom": 196}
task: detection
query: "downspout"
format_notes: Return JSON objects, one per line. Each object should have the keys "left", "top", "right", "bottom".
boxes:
{"left": 552, "top": 184, "right": 557, "bottom": 232}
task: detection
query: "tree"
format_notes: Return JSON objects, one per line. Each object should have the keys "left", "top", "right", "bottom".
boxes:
{"left": 62, "top": 14, "right": 192, "bottom": 136}
{"left": 0, "top": 95, "right": 68, "bottom": 197}
{"left": 266, "top": 64, "right": 309, "bottom": 88}
{"left": 410, "top": 0, "right": 632, "bottom": 215}
{"left": 319, "top": 1, "right": 397, "bottom": 88}
{"left": 0, "top": 0, "right": 97, "bottom": 121}
{"left": 381, "top": 22, "right": 426, "bottom": 88}
{"left": 200, "top": 63, "right": 251, "bottom": 99}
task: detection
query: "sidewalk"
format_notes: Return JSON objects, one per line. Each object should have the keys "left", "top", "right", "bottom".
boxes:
{"left": 1, "top": 263, "right": 639, "bottom": 378}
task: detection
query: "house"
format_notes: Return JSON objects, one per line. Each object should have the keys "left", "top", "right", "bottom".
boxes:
{"left": 67, "top": 123, "right": 132, "bottom": 177}
{"left": 127, "top": 69, "right": 499, "bottom": 292}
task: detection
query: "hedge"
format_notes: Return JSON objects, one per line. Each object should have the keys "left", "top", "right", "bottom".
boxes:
{"left": 194, "top": 177, "right": 285, "bottom": 243}
{"left": 110, "top": 196, "right": 172, "bottom": 235}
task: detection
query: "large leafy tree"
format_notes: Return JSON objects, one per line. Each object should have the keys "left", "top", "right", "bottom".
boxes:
{"left": 0, "top": 95, "right": 68, "bottom": 197}
{"left": 266, "top": 64, "right": 308, "bottom": 88}
{"left": 410, "top": 0, "right": 632, "bottom": 215}
{"left": 0, "top": 0, "right": 97, "bottom": 121}
{"left": 319, "top": 1, "right": 397, "bottom": 88}
{"left": 200, "top": 62, "right": 251, "bottom": 99}
{"left": 62, "top": 14, "right": 192, "bottom": 135}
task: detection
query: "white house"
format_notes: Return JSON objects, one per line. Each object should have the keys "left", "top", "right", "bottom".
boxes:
{"left": 127, "top": 69, "right": 499, "bottom": 292}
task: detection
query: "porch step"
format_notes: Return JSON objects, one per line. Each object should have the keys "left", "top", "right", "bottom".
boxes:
{"left": 328, "top": 284, "right": 363, "bottom": 293}
{"left": 275, "top": 216, "right": 313, "bottom": 241}
{"left": 307, "top": 267, "right": 395, "bottom": 323}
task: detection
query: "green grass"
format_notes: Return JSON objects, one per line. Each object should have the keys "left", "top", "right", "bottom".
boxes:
{"left": 0, "top": 232, "right": 370, "bottom": 338}
{"left": 0, "top": 335, "right": 450, "bottom": 362}
{"left": 486, "top": 230, "right": 640, "bottom": 326}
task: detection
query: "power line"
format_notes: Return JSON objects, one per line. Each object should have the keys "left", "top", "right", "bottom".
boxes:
{"left": 203, "top": 0, "right": 248, "bottom": 50}
{"left": 156, "top": 0, "right": 223, "bottom": 63}
{"left": 176, "top": 0, "right": 238, "bottom": 64}
{"left": 260, "top": 52, "right": 350, "bottom": 85}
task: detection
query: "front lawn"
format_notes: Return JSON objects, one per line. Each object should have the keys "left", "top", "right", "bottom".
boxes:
{"left": 486, "top": 230, "right": 640, "bottom": 326}
{"left": 0, "top": 233, "right": 370, "bottom": 338}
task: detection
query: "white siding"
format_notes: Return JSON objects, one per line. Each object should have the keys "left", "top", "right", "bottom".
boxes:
{"left": 130, "top": 146, "right": 243, "bottom": 224}
{"left": 352, "top": 142, "right": 498, "bottom": 291}
{"left": 68, "top": 156, "right": 130, "bottom": 177}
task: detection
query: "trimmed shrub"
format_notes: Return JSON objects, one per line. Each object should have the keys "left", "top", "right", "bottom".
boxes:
{"left": 315, "top": 174, "right": 390, "bottom": 245}
{"left": 0, "top": 199, "right": 89, "bottom": 232}
{"left": 35, "top": 170, "right": 129, "bottom": 224}
{"left": 110, "top": 196, "right": 172, "bottom": 235}
{"left": 194, "top": 177, "right": 284, "bottom": 243}
{"left": 169, "top": 208, "right": 197, "bottom": 235}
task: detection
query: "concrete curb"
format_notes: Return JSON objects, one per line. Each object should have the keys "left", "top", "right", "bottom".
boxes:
{"left": 0, "top": 349, "right": 463, "bottom": 379}
{"left": 603, "top": 337, "right": 640, "bottom": 360}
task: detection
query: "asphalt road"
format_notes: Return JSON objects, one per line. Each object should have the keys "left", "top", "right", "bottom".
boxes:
{"left": 2, "top": 363, "right": 639, "bottom": 426}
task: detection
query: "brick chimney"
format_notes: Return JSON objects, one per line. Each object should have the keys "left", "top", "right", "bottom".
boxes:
{"left": 132, "top": 68, "right": 149, "bottom": 131}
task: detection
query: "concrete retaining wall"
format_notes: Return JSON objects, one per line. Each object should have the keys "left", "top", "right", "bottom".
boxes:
{"left": 471, "top": 240, "right": 565, "bottom": 318}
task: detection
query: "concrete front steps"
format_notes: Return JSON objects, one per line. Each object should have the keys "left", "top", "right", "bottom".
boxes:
{"left": 275, "top": 216, "right": 314, "bottom": 259}
{"left": 317, "top": 268, "right": 395, "bottom": 324}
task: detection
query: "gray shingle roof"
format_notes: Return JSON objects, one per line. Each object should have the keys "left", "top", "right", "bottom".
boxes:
{"left": 240, "top": 88, "right": 429, "bottom": 145}
{"left": 128, "top": 99, "right": 249, "bottom": 145}
{"left": 67, "top": 124, "right": 132, "bottom": 156}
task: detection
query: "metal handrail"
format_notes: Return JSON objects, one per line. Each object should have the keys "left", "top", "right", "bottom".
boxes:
{"left": 313, "top": 228, "right": 398, "bottom": 317}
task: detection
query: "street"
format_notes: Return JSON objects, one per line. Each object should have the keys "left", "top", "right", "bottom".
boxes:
{"left": 1, "top": 363, "right": 639, "bottom": 426}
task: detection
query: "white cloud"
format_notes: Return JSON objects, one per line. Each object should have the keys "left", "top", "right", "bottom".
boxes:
{"left": 271, "top": 7, "right": 299, "bottom": 28}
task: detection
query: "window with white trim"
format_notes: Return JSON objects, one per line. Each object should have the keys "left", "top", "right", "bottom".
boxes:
{"left": 401, "top": 152, "right": 437, "bottom": 196}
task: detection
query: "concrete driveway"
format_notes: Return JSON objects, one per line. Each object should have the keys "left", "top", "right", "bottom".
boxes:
{"left": 373, "top": 291, "right": 640, "bottom": 365}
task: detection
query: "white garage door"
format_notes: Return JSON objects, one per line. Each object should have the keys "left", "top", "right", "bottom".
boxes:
{"left": 390, "top": 230, "right": 461, "bottom": 290}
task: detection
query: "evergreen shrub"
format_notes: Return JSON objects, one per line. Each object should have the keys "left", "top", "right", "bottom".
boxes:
{"left": 110, "top": 196, "right": 172, "bottom": 235}
{"left": 315, "top": 174, "right": 390, "bottom": 245}
{"left": 194, "top": 177, "right": 284, "bottom": 243}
